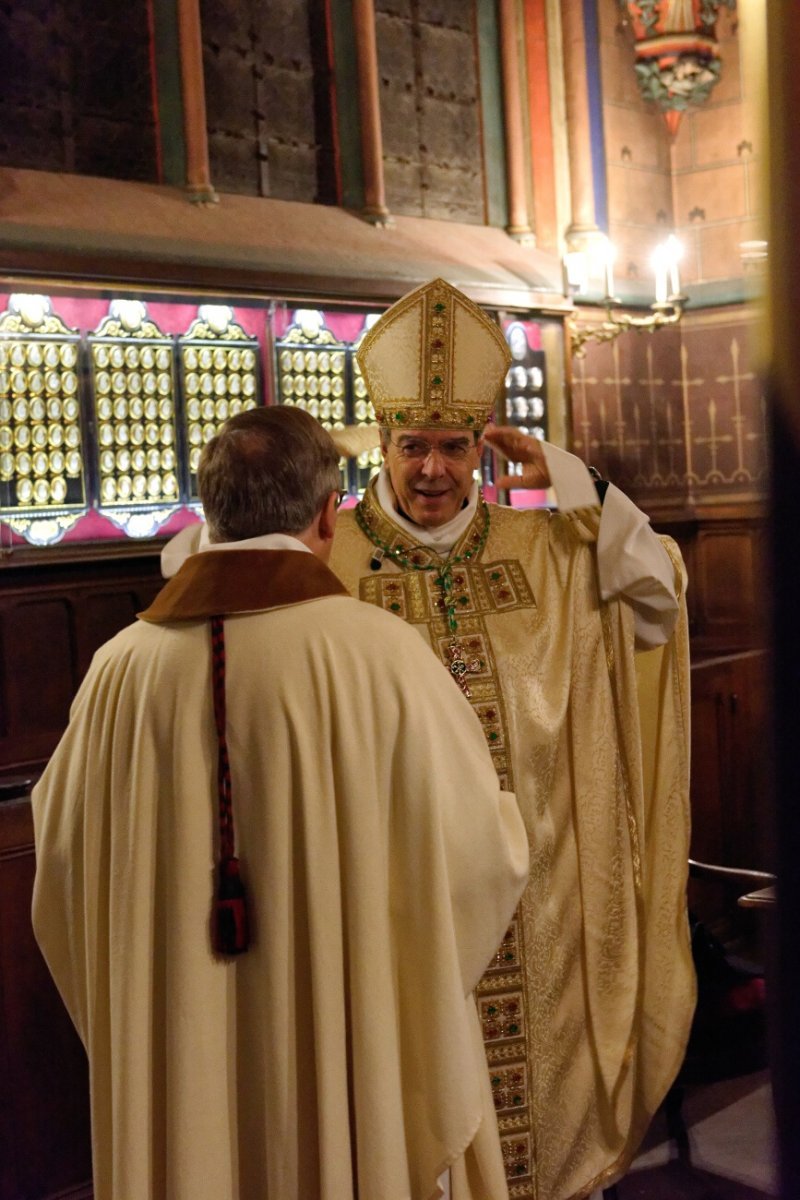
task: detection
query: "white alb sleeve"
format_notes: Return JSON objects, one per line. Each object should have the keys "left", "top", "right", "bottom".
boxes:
{"left": 541, "top": 442, "right": 679, "bottom": 649}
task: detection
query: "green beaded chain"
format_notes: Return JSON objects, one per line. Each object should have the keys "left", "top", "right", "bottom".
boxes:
{"left": 355, "top": 496, "right": 491, "bottom": 635}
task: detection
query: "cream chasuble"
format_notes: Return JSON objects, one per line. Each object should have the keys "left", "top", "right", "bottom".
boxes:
{"left": 32, "top": 549, "right": 529, "bottom": 1200}
{"left": 330, "top": 483, "right": 695, "bottom": 1200}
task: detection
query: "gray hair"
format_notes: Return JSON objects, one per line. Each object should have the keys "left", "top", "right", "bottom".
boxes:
{"left": 198, "top": 406, "right": 341, "bottom": 543}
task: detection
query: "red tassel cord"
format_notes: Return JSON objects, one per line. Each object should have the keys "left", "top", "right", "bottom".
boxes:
{"left": 211, "top": 616, "right": 249, "bottom": 955}
{"left": 216, "top": 856, "right": 249, "bottom": 956}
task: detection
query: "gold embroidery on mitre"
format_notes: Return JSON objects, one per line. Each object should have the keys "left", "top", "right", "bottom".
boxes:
{"left": 355, "top": 278, "right": 511, "bottom": 430}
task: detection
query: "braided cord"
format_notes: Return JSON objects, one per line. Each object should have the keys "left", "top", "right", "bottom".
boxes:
{"left": 210, "top": 615, "right": 235, "bottom": 862}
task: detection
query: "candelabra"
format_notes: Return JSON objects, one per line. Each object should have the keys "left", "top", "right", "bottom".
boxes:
{"left": 565, "top": 235, "right": 687, "bottom": 357}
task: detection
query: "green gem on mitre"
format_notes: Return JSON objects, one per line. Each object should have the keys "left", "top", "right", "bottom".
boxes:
{"left": 431, "top": 375, "right": 443, "bottom": 386}
{"left": 434, "top": 301, "right": 446, "bottom": 312}
{"left": 394, "top": 411, "right": 406, "bottom": 422}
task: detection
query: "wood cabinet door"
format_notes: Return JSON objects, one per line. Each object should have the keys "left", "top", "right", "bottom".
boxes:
{"left": 690, "top": 650, "right": 770, "bottom": 868}
{"left": 0, "top": 798, "right": 92, "bottom": 1200}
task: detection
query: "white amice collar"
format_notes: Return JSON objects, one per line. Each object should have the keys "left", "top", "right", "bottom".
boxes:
{"left": 160, "top": 523, "right": 310, "bottom": 578}
{"left": 375, "top": 467, "right": 479, "bottom": 557}
{"left": 199, "top": 532, "right": 312, "bottom": 555}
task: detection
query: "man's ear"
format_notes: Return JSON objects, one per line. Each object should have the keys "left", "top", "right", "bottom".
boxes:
{"left": 318, "top": 490, "right": 339, "bottom": 543}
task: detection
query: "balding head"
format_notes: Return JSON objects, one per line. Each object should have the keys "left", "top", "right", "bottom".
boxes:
{"left": 198, "top": 407, "right": 341, "bottom": 543}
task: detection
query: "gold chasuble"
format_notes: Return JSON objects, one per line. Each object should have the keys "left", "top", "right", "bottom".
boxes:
{"left": 331, "top": 484, "right": 694, "bottom": 1200}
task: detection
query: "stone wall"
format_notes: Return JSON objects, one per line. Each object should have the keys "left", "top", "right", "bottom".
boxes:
{"left": 598, "top": 0, "right": 673, "bottom": 287}
{"left": 201, "top": 0, "right": 335, "bottom": 202}
{"left": 0, "top": 0, "right": 157, "bottom": 183}
{"left": 375, "top": 0, "right": 485, "bottom": 222}
{"left": 599, "top": 0, "right": 759, "bottom": 291}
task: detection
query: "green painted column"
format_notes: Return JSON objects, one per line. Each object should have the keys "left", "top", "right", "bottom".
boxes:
{"left": 476, "top": 0, "right": 509, "bottom": 229}
{"left": 328, "top": 0, "right": 366, "bottom": 212}
{"left": 150, "top": 0, "right": 187, "bottom": 188}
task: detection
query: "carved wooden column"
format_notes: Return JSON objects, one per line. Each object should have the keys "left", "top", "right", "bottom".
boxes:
{"left": 352, "top": 0, "right": 392, "bottom": 225}
{"left": 176, "top": 0, "right": 218, "bottom": 204}
{"left": 498, "top": 0, "right": 534, "bottom": 242}
{"left": 559, "top": 0, "right": 600, "bottom": 250}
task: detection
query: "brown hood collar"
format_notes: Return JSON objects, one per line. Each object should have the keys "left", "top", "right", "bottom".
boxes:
{"left": 139, "top": 549, "right": 350, "bottom": 624}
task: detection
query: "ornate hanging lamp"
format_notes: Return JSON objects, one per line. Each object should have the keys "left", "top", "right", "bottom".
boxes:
{"left": 620, "top": 1, "right": 737, "bottom": 135}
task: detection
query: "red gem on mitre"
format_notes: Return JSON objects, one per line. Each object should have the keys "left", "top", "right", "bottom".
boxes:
{"left": 432, "top": 338, "right": 443, "bottom": 348}
{"left": 431, "top": 411, "right": 441, "bottom": 421}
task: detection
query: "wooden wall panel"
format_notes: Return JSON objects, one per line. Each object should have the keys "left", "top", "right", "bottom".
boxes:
{"left": 0, "top": 552, "right": 166, "bottom": 1200}
{"left": 0, "top": 552, "right": 163, "bottom": 777}
{"left": 689, "top": 649, "right": 770, "bottom": 869}
{"left": 2, "top": 600, "right": 76, "bottom": 765}
{"left": 655, "top": 512, "right": 767, "bottom": 655}
{"left": 572, "top": 306, "right": 767, "bottom": 513}
{"left": 699, "top": 529, "right": 757, "bottom": 622}
{"left": 0, "top": 796, "right": 92, "bottom": 1200}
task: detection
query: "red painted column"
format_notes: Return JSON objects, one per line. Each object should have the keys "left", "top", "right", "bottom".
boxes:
{"left": 352, "top": 0, "right": 392, "bottom": 225}
{"left": 523, "top": 0, "right": 558, "bottom": 253}
{"left": 176, "top": 0, "right": 218, "bottom": 204}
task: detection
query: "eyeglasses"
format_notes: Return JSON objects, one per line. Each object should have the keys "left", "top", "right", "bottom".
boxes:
{"left": 389, "top": 436, "right": 475, "bottom": 462}
{"left": 334, "top": 489, "right": 348, "bottom": 509}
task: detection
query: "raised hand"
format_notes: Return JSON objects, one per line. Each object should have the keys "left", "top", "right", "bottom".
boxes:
{"left": 483, "top": 426, "right": 551, "bottom": 490}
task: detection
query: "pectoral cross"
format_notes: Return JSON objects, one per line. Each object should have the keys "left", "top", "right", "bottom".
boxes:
{"left": 447, "top": 637, "right": 482, "bottom": 699}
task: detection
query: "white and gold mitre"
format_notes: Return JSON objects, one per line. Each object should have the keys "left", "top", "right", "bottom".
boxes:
{"left": 356, "top": 278, "right": 511, "bottom": 430}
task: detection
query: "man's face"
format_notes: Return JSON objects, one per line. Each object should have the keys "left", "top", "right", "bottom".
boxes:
{"left": 382, "top": 428, "right": 484, "bottom": 528}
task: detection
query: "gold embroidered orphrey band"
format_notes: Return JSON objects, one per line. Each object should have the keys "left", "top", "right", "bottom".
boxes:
{"left": 355, "top": 487, "right": 536, "bottom": 1195}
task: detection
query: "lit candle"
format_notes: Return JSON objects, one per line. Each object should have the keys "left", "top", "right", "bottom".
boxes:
{"left": 564, "top": 251, "right": 588, "bottom": 295}
{"left": 666, "top": 235, "right": 682, "bottom": 297}
{"left": 652, "top": 244, "right": 668, "bottom": 305}
{"left": 603, "top": 238, "right": 616, "bottom": 300}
